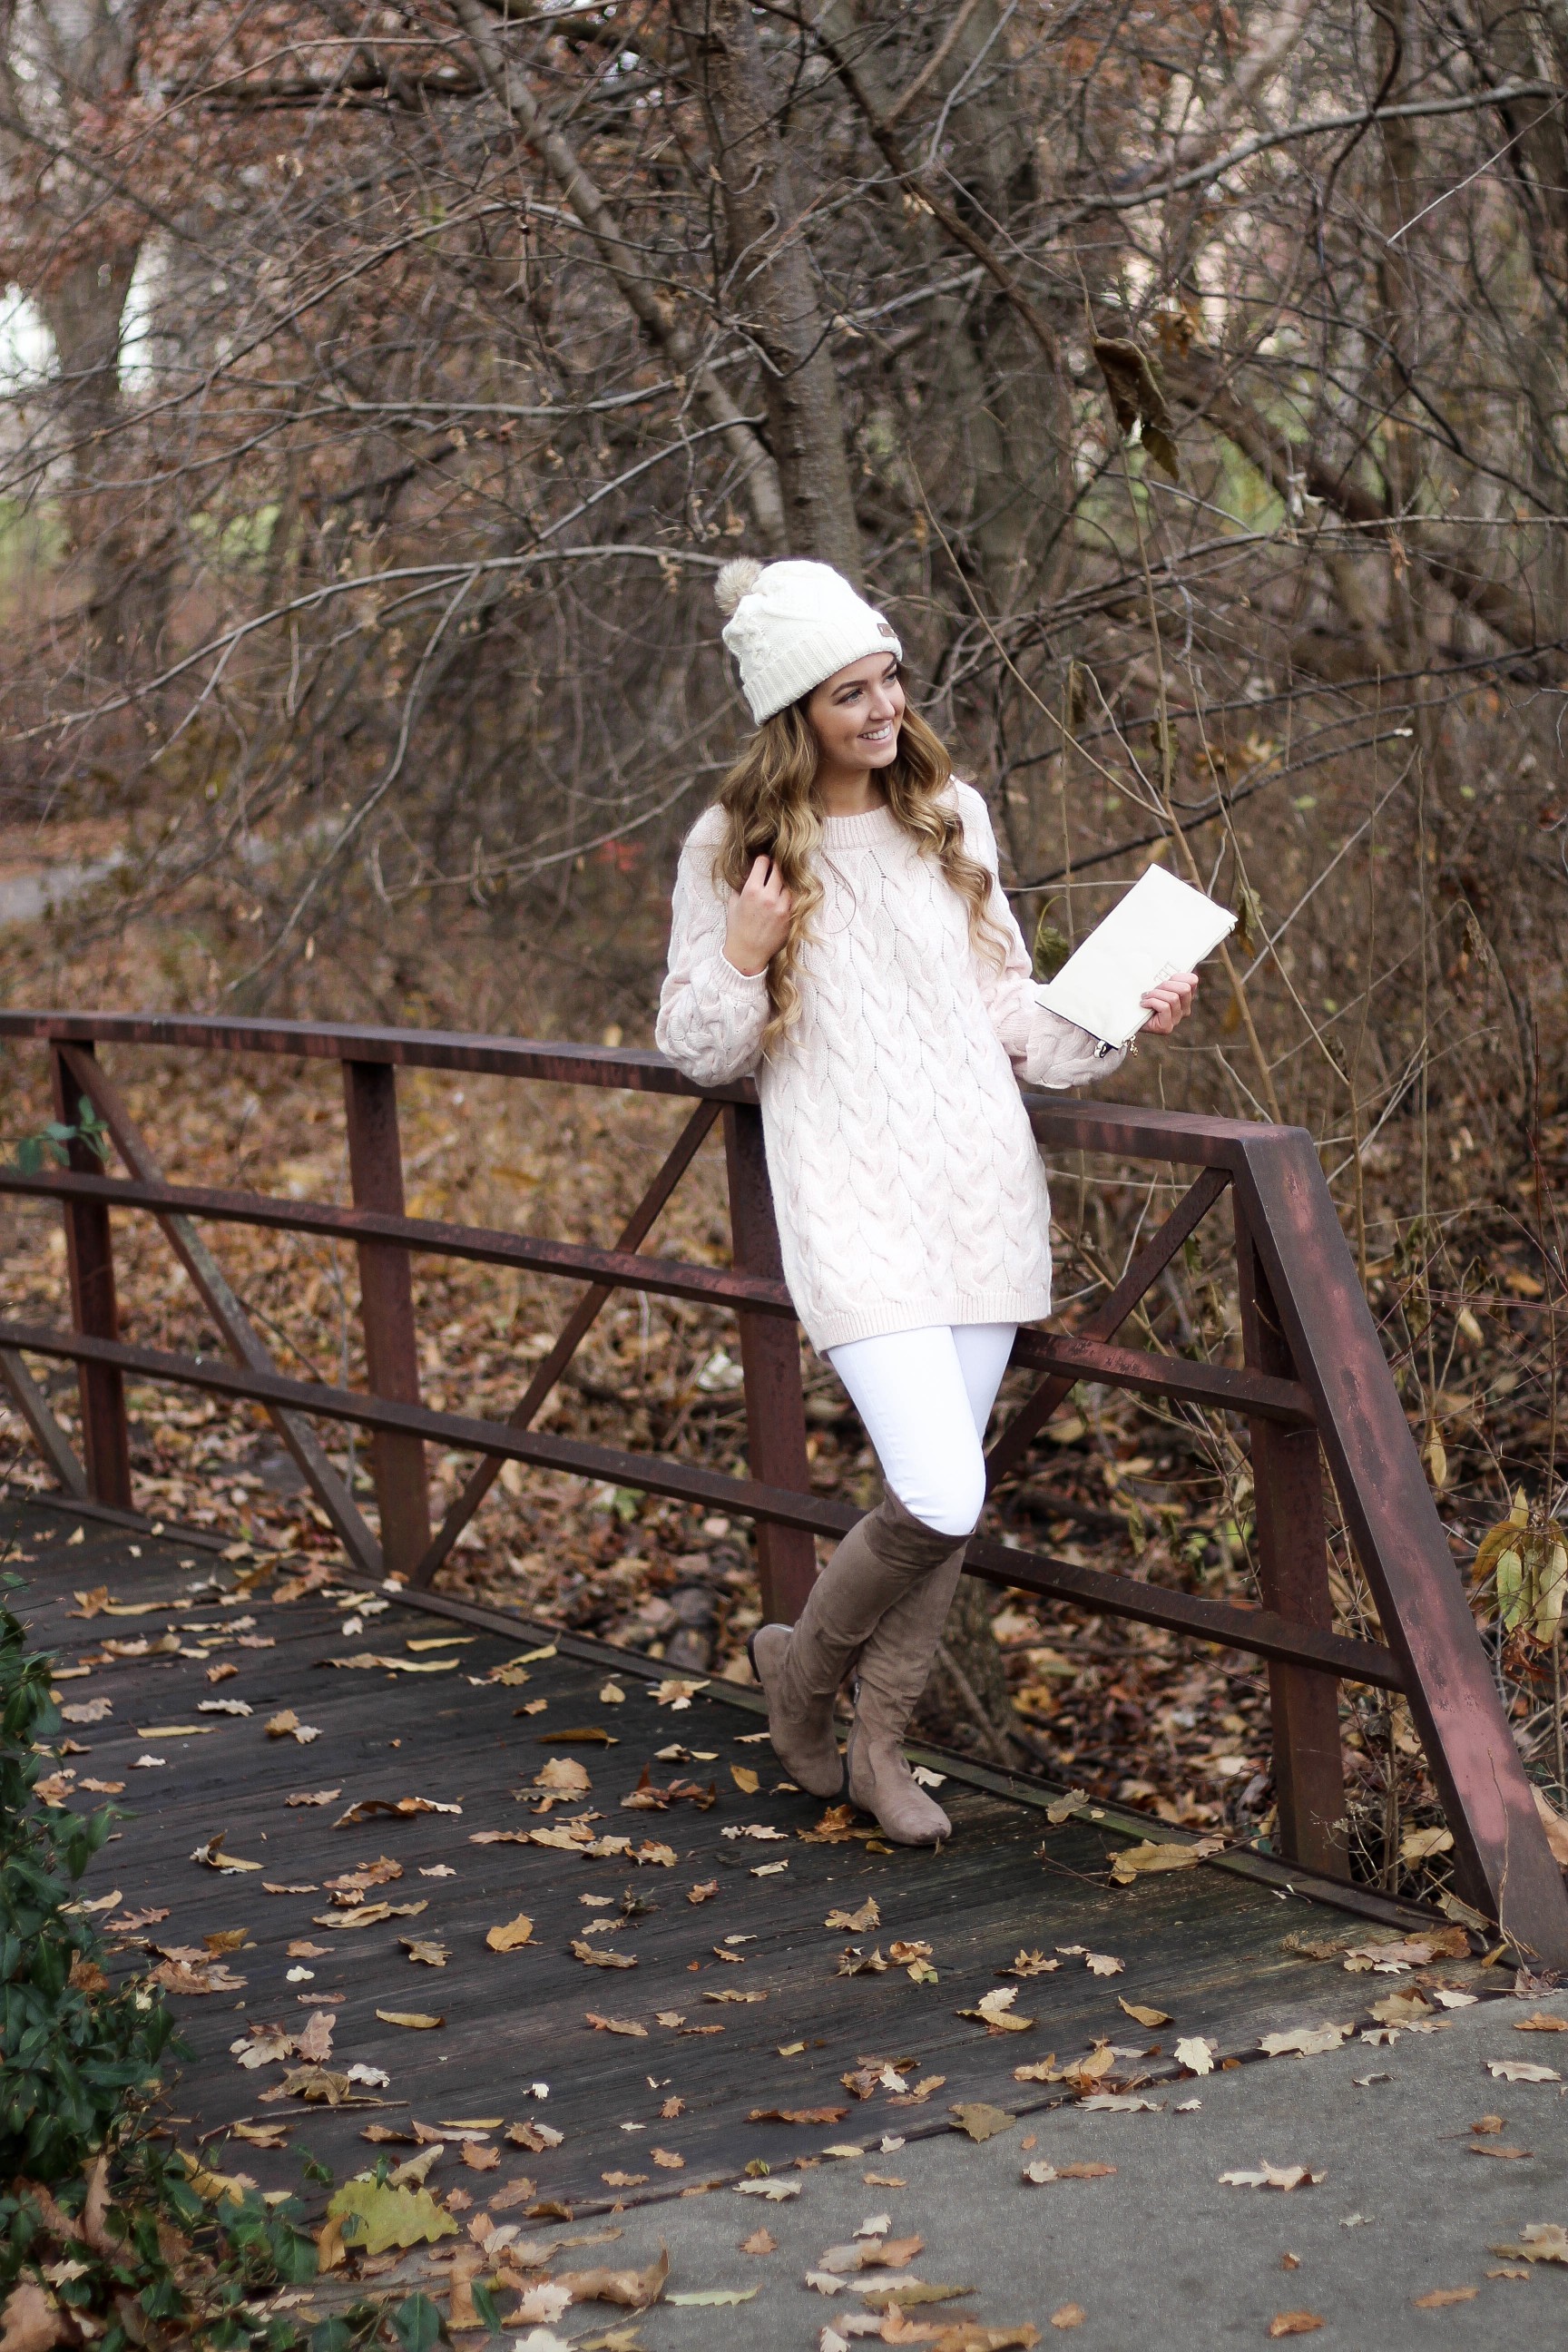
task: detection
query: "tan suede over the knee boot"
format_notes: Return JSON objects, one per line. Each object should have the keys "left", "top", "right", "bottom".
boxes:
{"left": 846, "top": 1529, "right": 972, "bottom": 1844}
{"left": 750, "top": 1486, "right": 962, "bottom": 1799}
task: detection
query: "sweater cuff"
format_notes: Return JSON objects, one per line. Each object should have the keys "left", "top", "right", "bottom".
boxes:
{"left": 716, "top": 948, "right": 769, "bottom": 993}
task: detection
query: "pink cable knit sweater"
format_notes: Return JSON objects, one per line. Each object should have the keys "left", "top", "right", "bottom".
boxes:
{"left": 655, "top": 781, "right": 1127, "bottom": 1353}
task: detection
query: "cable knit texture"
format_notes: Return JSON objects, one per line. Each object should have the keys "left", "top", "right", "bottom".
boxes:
{"left": 655, "top": 780, "right": 1127, "bottom": 1352}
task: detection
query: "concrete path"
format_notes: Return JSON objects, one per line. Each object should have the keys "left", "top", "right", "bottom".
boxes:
{"left": 538, "top": 1984, "right": 1568, "bottom": 2350}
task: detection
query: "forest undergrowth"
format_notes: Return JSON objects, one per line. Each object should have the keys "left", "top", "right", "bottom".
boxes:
{"left": 1, "top": 900, "right": 1562, "bottom": 1920}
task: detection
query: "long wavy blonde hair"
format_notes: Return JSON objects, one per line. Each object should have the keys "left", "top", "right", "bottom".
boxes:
{"left": 711, "top": 681, "right": 1008, "bottom": 1053}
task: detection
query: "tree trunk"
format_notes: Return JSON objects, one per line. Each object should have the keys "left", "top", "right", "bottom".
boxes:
{"left": 672, "top": 0, "right": 863, "bottom": 579}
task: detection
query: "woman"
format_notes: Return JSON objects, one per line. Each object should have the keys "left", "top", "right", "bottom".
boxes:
{"left": 656, "top": 558, "right": 1196, "bottom": 1845}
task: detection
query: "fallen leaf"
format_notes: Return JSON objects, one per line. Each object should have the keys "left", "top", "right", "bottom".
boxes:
{"left": 1514, "top": 2011, "right": 1568, "bottom": 2032}
{"left": 837, "top": 1947, "right": 888, "bottom": 1976}
{"left": 573, "top": 1938, "right": 637, "bottom": 1969}
{"left": 1412, "top": 2288, "right": 1476, "bottom": 2308}
{"left": 667, "top": 2288, "right": 759, "bottom": 2307}
{"left": 314, "top": 1900, "right": 428, "bottom": 1930}
{"left": 377, "top": 2010, "right": 444, "bottom": 2030}
{"left": 1219, "top": 2164, "right": 1321, "bottom": 2191}
{"left": 741, "top": 2227, "right": 776, "bottom": 2254}
{"left": 826, "top": 1898, "right": 881, "bottom": 1932}
{"left": 324, "top": 1652, "right": 460, "bottom": 1674}
{"left": 334, "top": 1796, "right": 462, "bottom": 1826}
{"left": 732, "top": 2179, "right": 801, "bottom": 2200}
{"left": 1369, "top": 1992, "right": 1432, "bottom": 2026}
{"left": 229, "top": 2120, "right": 289, "bottom": 2148}
{"left": 318, "top": 2177, "right": 456, "bottom": 2269}
{"left": 487, "top": 1915, "right": 536, "bottom": 1951}
{"left": 1398, "top": 1826, "right": 1455, "bottom": 1864}
{"left": 688, "top": 1880, "right": 719, "bottom": 1904}
{"left": 552, "top": 2249, "right": 670, "bottom": 2308}
{"left": 949, "top": 2103, "right": 1014, "bottom": 2142}
{"left": 197, "top": 1698, "right": 253, "bottom": 1717}
{"left": 1005, "top": 1950, "right": 1060, "bottom": 1978}
{"left": 1175, "top": 2037, "right": 1215, "bottom": 2076}
{"left": 958, "top": 1987, "right": 1034, "bottom": 2034}
{"left": 860, "top": 2283, "right": 975, "bottom": 2312}
{"left": 287, "top": 1789, "right": 342, "bottom": 1808}
{"left": 1083, "top": 1953, "right": 1123, "bottom": 1977}
{"left": 1108, "top": 1839, "right": 1213, "bottom": 1884}
{"left": 703, "top": 1987, "right": 766, "bottom": 2003}
{"left": 401, "top": 1938, "right": 449, "bottom": 1967}
{"left": 651, "top": 2149, "right": 684, "bottom": 2170}
{"left": 190, "top": 1834, "right": 264, "bottom": 1874}
{"left": 1469, "top": 2144, "right": 1531, "bottom": 2161}
{"left": 731, "top": 1765, "right": 760, "bottom": 1794}
{"left": 1517, "top": 1778, "right": 1568, "bottom": 1870}
{"left": 264, "top": 1710, "right": 321, "bottom": 1741}
{"left": 508, "top": 2121, "right": 565, "bottom": 2152}
{"left": 462, "top": 2142, "right": 499, "bottom": 2173}
{"left": 511, "top": 2282, "right": 573, "bottom": 2327}
{"left": 1259, "top": 2025, "right": 1351, "bottom": 2059}
{"left": 1023, "top": 2161, "right": 1116, "bottom": 2185}
{"left": 585, "top": 2014, "right": 648, "bottom": 2038}
{"left": 1118, "top": 1997, "right": 1171, "bottom": 2028}
{"left": 1268, "top": 2315, "right": 1324, "bottom": 2337}
{"left": 601, "top": 2170, "right": 647, "bottom": 2189}
{"left": 1045, "top": 1789, "right": 1090, "bottom": 1823}
{"left": 748, "top": 2107, "right": 848, "bottom": 2126}
{"left": 1051, "top": 2308, "right": 1086, "bottom": 2332}
{"left": 1485, "top": 2060, "right": 1561, "bottom": 2082}
{"left": 1490, "top": 2223, "right": 1568, "bottom": 2263}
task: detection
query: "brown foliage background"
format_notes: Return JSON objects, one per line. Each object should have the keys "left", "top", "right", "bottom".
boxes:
{"left": 0, "top": 0, "right": 1564, "bottom": 1894}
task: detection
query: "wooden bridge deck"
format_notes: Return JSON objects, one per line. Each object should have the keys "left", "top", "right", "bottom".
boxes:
{"left": 12, "top": 1493, "right": 1463, "bottom": 2223}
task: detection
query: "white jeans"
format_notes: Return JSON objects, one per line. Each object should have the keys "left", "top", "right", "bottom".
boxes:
{"left": 826, "top": 1322, "right": 1017, "bottom": 1538}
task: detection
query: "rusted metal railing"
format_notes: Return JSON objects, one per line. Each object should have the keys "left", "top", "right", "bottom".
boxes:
{"left": 0, "top": 1010, "right": 1563, "bottom": 1965}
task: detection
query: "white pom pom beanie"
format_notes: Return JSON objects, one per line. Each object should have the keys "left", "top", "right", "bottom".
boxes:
{"left": 714, "top": 557, "right": 902, "bottom": 725}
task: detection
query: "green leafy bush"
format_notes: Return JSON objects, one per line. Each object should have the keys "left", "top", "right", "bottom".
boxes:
{"left": 0, "top": 1583, "right": 179, "bottom": 2189}
{"left": 0, "top": 1581, "right": 318, "bottom": 2350}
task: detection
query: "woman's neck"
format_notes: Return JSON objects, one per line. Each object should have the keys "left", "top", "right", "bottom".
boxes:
{"left": 815, "top": 764, "right": 888, "bottom": 819}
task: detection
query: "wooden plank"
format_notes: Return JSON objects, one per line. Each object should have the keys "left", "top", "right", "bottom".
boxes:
{"left": 6, "top": 1496, "right": 1480, "bottom": 2219}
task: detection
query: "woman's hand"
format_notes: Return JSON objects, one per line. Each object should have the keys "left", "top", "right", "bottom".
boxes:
{"left": 724, "top": 854, "right": 793, "bottom": 976}
{"left": 1141, "top": 971, "right": 1199, "bottom": 1035}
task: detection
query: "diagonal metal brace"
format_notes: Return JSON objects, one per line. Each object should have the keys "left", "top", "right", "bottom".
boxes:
{"left": 987, "top": 1163, "right": 1233, "bottom": 1485}
{"left": 58, "top": 1044, "right": 383, "bottom": 1577}
{"left": 410, "top": 1100, "right": 720, "bottom": 1587}
{"left": 0, "top": 1345, "right": 87, "bottom": 1496}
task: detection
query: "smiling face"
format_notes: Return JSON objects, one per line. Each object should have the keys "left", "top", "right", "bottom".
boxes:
{"left": 805, "top": 653, "right": 906, "bottom": 787}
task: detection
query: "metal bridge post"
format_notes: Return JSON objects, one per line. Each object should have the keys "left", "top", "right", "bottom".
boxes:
{"left": 50, "top": 1044, "right": 132, "bottom": 1506}
{"left": 723, "top": 1102, "right": 816, "bottom": 1625}
{"left": 1234, "top": 1193, "right": 1348, "bottom": 1878}
{"left": 343, "top": 1060, "right": 432, "bottom": 1578}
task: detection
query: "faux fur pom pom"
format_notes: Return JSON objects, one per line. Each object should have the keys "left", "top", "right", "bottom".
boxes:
{"left": 714, "top": 556, "right": 764, "bottom": 615}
